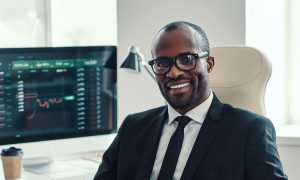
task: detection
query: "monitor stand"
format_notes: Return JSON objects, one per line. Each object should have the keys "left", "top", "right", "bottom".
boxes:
{"left": 23, "top": 156, "right": 78, "bottom": 174}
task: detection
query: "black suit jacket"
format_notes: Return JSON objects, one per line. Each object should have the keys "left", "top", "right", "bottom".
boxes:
{"left": 94, "top": 95, "right": 287, "bottom": 180}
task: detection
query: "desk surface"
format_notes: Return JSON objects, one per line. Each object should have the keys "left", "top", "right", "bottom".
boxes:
{"left": 0, "top": 151, "right": 101, "bottom": 180}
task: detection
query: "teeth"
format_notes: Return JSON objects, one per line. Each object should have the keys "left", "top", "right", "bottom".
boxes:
{"left": 170, "top": 83, "right": 190, "bottom": 89}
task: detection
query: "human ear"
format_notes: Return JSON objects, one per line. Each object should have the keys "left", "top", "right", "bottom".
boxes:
{"left": 206, "top": 56, "right": 215, "bottom": 73}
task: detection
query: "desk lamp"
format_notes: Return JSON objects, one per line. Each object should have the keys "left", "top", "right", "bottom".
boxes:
{"left": 120, "top": 46, "right": 155, "bottom": 81}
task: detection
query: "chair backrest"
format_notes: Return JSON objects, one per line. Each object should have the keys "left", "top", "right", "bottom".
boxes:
{"left": 208, "top": 46, "right": 272, "bottom": 116}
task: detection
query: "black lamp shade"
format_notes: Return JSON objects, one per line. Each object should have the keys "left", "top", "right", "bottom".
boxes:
{"left": 120, "top": 52, "right": 141, "bottom": 73}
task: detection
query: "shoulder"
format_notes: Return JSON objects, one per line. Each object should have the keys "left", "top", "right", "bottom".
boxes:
{"left": 213, "top": 103, "right": 277, "bottom": 147}
{"left": 221, "top": 103, "right": 275, "bottom": 134}
{"left": 222, "top": 103, "right": 270, "bottom": 123}
{"left": 127, "top": 105, "right": 167, "bottom": 120}
{"left": 120, "top": 105, "right": 167, "bottom": 128}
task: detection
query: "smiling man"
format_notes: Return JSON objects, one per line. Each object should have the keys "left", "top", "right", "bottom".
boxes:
{"left": 94, "top": 21, "right": 287, "bottom": 180}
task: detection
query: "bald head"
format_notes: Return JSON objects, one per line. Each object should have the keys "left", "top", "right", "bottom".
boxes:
{"left": 151, "top": 21, "right": 210, "bottom": 58}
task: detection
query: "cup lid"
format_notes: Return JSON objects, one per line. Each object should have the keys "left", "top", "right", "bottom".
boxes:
{"left": 1, "top": 147, "right": 23, "bottom": 156}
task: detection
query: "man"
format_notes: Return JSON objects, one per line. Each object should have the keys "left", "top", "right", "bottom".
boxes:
{"left": 94, "top": 21, "right": 287, "bottom": 180}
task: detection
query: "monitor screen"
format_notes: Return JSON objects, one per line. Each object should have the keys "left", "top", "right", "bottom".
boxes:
{"left": 0, "top": 46, "right": 117, "bottom": 145}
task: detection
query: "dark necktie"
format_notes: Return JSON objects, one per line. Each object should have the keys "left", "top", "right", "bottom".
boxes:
{"left": 157, "top": 116, "right": 192, "bottom": 180}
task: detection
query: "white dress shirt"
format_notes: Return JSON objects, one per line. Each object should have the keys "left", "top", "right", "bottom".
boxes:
{"left": 150, "top": 91, "right": 213, "bottom": 180}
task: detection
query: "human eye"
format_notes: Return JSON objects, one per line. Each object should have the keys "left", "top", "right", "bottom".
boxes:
{"left": 178, "top": 54, "right": 195, "bottom": 64}
{"left": 155, "top": 58, "right": 170, "bottom": 68}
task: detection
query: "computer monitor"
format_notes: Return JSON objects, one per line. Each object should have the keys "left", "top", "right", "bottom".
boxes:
{"left": 0, "top": 46, "right": 117, "bottom": 159}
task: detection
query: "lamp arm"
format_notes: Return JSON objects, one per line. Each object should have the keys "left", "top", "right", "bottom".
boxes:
{"left": 141, "top": 61, "right": 156, "bottom": 81}
{"left": 136, "top": 50, "right": 156, "bottom": 82}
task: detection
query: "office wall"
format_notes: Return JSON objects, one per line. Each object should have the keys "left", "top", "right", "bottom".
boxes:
{"left": 117, "top": 0, "right": 245, "bottom": 121}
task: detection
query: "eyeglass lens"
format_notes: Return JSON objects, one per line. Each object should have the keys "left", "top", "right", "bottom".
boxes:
{"left": 153, "top": 54, "right": 197, "bottom": 74}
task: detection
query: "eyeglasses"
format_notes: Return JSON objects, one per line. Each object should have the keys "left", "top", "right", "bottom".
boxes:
{"left": 148, "top": 51, "right": 208, "bottom": 75}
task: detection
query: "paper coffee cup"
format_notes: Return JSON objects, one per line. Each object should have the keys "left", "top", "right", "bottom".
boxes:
{"left": 1, "top": 147, "right": 23, "bottom": 180}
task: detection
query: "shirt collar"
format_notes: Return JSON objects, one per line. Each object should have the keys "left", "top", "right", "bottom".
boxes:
{"left": 167, "top": 90, "right": 213, "bottom": 125}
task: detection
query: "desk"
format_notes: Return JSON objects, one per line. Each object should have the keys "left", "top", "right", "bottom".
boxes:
{"left": 0, "top": 151, "right": 102, "bottom": 180}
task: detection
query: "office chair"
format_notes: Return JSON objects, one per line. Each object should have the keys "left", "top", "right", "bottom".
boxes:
{"left": 208, "top": 46, "right": 272, "bottom": 116}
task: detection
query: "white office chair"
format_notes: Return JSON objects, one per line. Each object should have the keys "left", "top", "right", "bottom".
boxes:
{"left": 208, "top": 46, "right": 272, "bottom": 116}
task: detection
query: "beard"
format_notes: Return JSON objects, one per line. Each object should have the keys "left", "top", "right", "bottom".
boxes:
{"left": 158, "top": 72, "right": 208, "bottom": 110}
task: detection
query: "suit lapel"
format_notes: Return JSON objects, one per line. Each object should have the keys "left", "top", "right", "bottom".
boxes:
{"left": 181, "top": 95, "right": 223, "bottom": 180}
{"left": 136, "top": 106, "right": 168, "bottom": 180}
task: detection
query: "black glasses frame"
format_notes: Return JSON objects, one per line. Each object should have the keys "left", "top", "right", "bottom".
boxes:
{"left": 148, "top": 51, "right": 208, "bottom": 75}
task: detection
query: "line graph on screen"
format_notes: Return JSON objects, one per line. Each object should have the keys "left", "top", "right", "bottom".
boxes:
{"left": 15, "top": 92, "right": 75, "bottom": 120}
